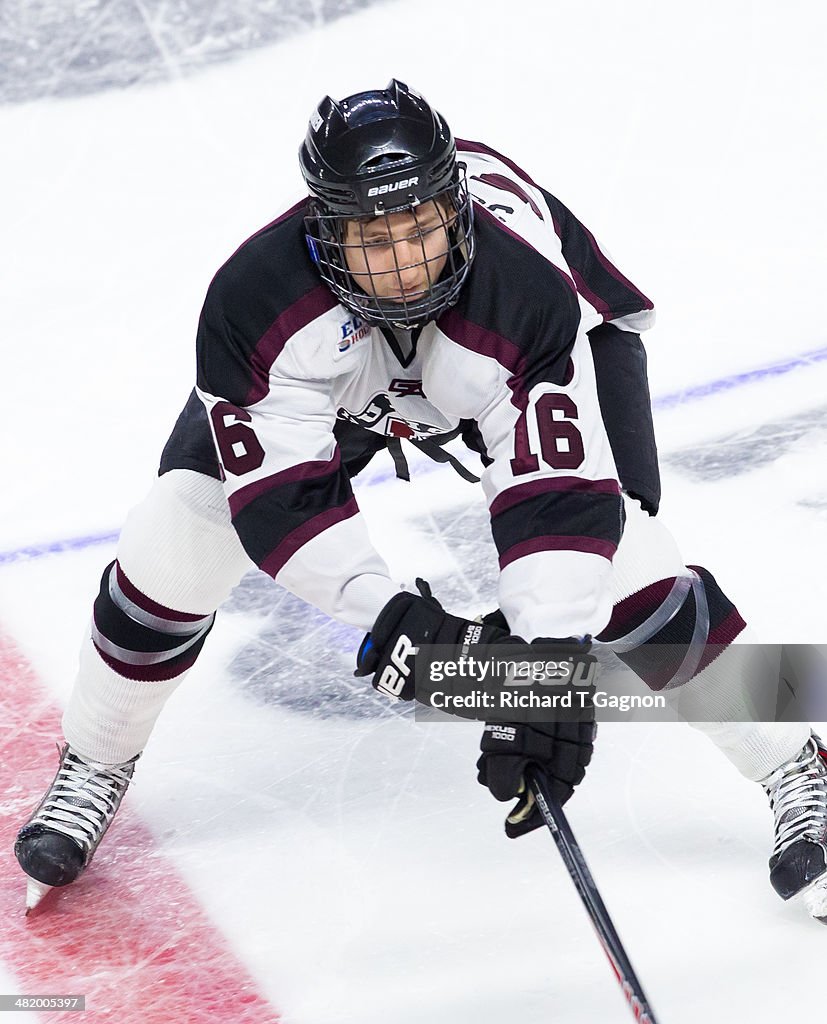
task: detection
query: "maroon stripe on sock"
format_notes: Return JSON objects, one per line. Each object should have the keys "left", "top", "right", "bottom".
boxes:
{"left": 598, "top": 578, "right": 678, "bottom": 642}
{"left": 499, "top": 535, "right": 617, "bottom": 569}
{"left": 707, "top": 606, "right": 747, "bottom": 646}
{"left": 93, "top": 642, "right": 201, "bottom": 683}
{"left": 596, "top": 574, "right": 747, "bottom": 688}
{"left": 115, "top": 563, "right": 208, "bottom": 623}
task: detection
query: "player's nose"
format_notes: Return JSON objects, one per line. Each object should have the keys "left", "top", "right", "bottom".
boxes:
{"left": 394, "top": 230, "right": 428, "bottom": 264}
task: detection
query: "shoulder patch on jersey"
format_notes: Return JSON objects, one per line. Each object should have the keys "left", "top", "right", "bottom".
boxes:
{"left": 336, "top": 314, "right": 372, "bottom": 356}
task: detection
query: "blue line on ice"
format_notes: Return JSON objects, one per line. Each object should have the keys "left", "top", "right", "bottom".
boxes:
{"left": 3, "top": 344, "right": 826, "bottom": 566}
{"left": 650, "top": 344, "right": 827, "bottom": 410}
{"left": 0, "top": 531, "right": 122, "bottom": 565}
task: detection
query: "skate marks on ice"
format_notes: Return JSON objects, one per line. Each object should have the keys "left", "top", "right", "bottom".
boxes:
{"left": 0, "top": 633, "right": 281, "bottom": 1024}
{"left": 0, "top": 0, "right": 384, "bottom": 104}
{"left": 221, "top": 573, "right": 407, "bottom": 722}
{"left": 664, "top": 402, "right": 827, "bottom": 482}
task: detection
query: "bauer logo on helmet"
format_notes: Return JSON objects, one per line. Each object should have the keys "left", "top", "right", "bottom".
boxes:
{"left": 367, "top": 176, "right": 420, "bottom": 198}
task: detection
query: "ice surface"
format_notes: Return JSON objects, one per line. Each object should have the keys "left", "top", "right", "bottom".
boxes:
{"left": 665, "top": 403, "right": 827, "bottom": 481}
{"left": 0, "top": 0, "right": 383, "bottom": 103}
{"left": 2, "top": 0, "right": 827, "bottom": 1021}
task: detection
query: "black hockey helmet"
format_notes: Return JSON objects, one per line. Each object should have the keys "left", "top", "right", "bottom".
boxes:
{"left": 299, "top": 80, "right": 475, "bottom": 329}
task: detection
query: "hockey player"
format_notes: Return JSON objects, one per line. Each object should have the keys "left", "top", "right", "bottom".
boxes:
{"left": 15, "top": 80, "right": 827, "bottom": 921}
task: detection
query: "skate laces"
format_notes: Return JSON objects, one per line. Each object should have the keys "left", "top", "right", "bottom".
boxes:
{"left": 763, "top": 737, "right": 827, "bottom": 860}
{"left": 29, "top": 746, "right": 136, "bottom": 852}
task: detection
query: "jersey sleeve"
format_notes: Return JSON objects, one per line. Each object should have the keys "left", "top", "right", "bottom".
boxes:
{"left": 539, "top": 189, "right": 655, "bottom": 334}
{"left": 195, "top": 273, "right": 399, "bottom": 631}
{"left": 436, "top": 207, "right": 624, "bottom": 642}
{"left": 458, "top": 140, "right": 655, "bottom": 334}
{"left": 479, "top": 346, "right": 623, "bottom": 642}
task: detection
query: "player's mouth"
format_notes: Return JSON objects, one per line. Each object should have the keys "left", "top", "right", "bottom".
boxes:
{"left": 387, "top": 283, "right": 428, "bottom": 301}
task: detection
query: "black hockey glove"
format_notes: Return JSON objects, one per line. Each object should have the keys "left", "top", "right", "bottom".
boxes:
{"left": 355, "top": 580, "right": 509, "bottom": 701}
{"left": 476, "top": 638, "right": 597, "bottom": 838}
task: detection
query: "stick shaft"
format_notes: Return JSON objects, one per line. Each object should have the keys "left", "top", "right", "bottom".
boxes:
{"left": 526, "top": 768, "right": 661, "bottom": 1024}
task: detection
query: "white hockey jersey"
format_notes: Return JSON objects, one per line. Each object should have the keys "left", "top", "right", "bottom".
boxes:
{"left": 194, "top": 141, "right": 655, "bottom": 637}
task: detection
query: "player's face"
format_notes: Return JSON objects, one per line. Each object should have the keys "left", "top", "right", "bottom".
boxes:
{"left": 342, "top": 199, "right": 455, "bottom": 305}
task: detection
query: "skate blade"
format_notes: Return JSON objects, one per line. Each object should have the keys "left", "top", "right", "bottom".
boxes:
{"left": 25, "top": 877, "right": 54, "bottom": 915}
{"left": 798, "top": 874, "right": 827, "bottom": 923}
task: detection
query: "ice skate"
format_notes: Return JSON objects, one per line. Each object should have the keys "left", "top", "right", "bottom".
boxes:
{"left": 15, "top": 744, "right": 138, "bottom": 912}
{"left": 762, "top": 734, "right": 827, "bottom": 922}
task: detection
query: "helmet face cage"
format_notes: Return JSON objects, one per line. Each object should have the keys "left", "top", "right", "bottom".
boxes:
{"left": 304, "top": 167, "right": 475, "bottom": 330}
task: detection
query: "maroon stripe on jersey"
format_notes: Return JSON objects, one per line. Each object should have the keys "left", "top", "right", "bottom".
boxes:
{"left": 489, "top": 476, "right": 621, "bottom": 519}
{"left": 456, "top": 139, "right": 540, "bottom": 188}
{"left": 499, "top": 535, "right": 617, "bottom": 569}
{"left": 570, "top": 268, "right": 613, "bottom": 321}
{"left": 470, "top": 172, "right": 543, "bottom": 219}
{"left": 438, "top": 305, "right": 527, "bottom": 378}
{"left": 245, "top": 284, "right": 340, "bottom": 406}
{"left": 228, "top": 449, "right": 342, "bottom": 517}
{"left": 260, "top": 496, "right": 360, "bottom": 578}
{"left": 94, "top": 643, "right": 202, "bottom": 683}
{"left": 115, "top": 562, "right": 207, "bottom": 623}
{"left": 576, "top": 221, "right": 654, "bottom": 315}
{"left": 441, "top": 206, "right": 581, "bottom": 402}
{"left": 473, "top": 205, "right": 577, "bottom": 296}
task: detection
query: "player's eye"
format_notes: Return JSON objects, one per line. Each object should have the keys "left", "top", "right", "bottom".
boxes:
{"left": 419, "top": 217, "right": 450, "bottom": 234}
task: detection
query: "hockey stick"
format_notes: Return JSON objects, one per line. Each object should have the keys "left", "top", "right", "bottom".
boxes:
{"left": 526, "top": 767, "right": 661, "bottom": 1024}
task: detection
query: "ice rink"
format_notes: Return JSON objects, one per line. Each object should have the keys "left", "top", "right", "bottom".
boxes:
{"left": 2, "top": 0, "right": 827, "bottom": 1020}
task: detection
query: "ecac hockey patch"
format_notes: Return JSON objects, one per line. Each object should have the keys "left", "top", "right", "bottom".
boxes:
{"left": 337, "top": 315, "right": 371, "bottom": 353}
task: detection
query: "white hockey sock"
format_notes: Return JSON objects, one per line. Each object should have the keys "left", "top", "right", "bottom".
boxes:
{"left": 62, "top": 470, "right": 253, "bottom": 763}
{"left": 689, "top": 719, "right": 811, "bottom": 782}
{"left": 63, "top": 633, "right": 185, "bottom": 763}
{"left": 678, "top": 632, "right": 811, "bottom": 780}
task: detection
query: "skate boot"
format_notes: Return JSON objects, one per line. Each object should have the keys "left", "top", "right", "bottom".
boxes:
{"left": 15, "top": 744, "right": 138, "bottom": 911}
{"left": 762, "top": 733, "right": 827, "bottom": 921}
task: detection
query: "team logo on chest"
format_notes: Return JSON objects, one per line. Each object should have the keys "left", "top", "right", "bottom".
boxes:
{"left": 338, "top": 315, "right": 371, "bottom": 353}
{"left": 337, "top": 391, "right": 443, "bottom": 440}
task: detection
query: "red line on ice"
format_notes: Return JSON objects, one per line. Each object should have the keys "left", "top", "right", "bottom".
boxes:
{"left": 0, "top": 632, "right": 282, "bottom": 1024}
